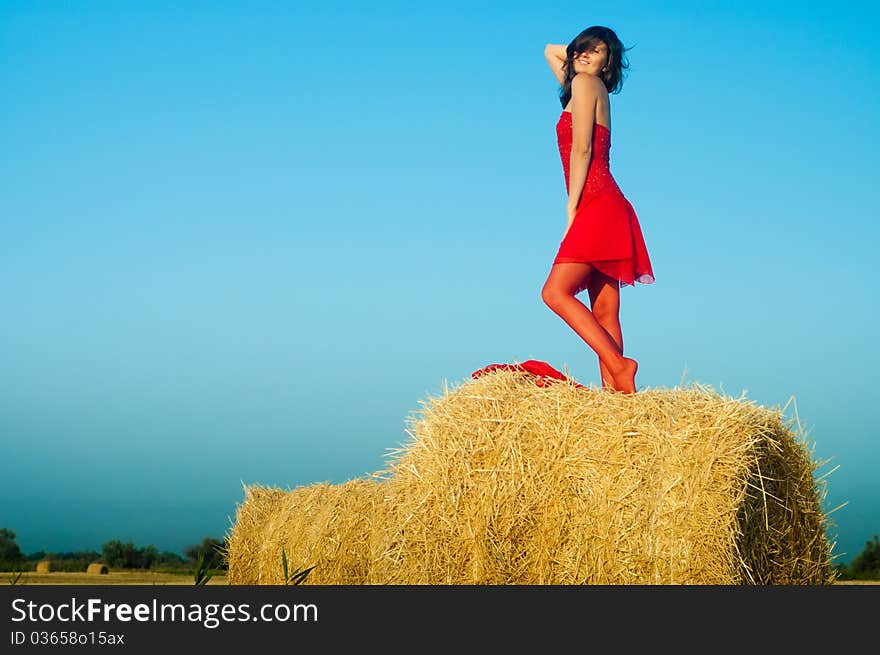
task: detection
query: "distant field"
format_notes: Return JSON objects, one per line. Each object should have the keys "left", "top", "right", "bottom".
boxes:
{"left": 2, "top": 571, "right": 228, "bottom": 585}
{"left": 832, "top": 580, "right": 880, "bottom": 585}
{"left": 2, "top": 571, "right": 876, "bottom": 585}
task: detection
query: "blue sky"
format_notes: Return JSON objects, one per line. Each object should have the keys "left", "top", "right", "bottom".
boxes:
{"left": 1, "top": 0, "right": 878, "bottom": 566}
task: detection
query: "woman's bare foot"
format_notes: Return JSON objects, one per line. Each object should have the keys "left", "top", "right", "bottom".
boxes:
{"left": 609, "top": 357, "right": 638, "bottom": 394}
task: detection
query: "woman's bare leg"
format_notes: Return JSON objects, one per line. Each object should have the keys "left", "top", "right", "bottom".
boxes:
{"left": 587, "top": 269, "right": 624, "bottom": 392}
{"left": 541, "top": 262, "right": 637, "bottom": 393}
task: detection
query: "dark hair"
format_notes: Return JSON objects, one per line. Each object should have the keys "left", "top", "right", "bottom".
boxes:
{"left": 558, "top": 26, "right": 631, "bottom": 108}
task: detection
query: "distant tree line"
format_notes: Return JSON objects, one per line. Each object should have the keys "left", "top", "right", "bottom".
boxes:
{"left": 833, "top": 535, "right": 880, "bottom": 580}
{"left": 0, "top": 528, "right": 228, "bottom": 573}
{"left": 4, "top": 526, "right": 878, "bottom": 580}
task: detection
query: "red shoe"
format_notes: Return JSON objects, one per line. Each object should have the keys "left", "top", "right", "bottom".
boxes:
{"left": 471, "top": 359, "right": 587, "bottom": 389}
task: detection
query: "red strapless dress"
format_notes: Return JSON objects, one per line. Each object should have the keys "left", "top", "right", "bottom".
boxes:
{"left": 553, "top": 110, "right": 655, "bottom": 291}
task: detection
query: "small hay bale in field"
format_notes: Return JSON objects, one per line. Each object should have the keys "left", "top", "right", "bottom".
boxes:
{"left": 36, "top": 560, "right": 51, "bottom": 573}
{"left": 226, "top": 369, "right": 836, "bottom": 585}
{"left": 226, "top": 477, "right": 392, "bottom": 585}
{"left": 87, "top": 563, "right": 109, "bottom": 575}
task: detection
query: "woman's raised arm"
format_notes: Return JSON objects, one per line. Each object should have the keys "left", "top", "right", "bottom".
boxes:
{"left": 544, "top": 43, "right": 568, "bottom": 86}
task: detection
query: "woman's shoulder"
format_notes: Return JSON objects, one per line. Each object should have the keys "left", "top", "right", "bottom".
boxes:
{"left": 572, "top": 73, "right": 607, "bottom": 94}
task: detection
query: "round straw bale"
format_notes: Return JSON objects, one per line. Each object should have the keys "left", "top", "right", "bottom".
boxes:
{"left": 36, "top": 560, "right": 51, "bottom": 573}
{"left": 87, "top": 562, "right": 109, "bottom": 574}
{"left": 374, "top": 372, "right": 835, "bottom": 584}
{"left": 227, "top": 370, "right": 835, "bottom": 585}
{"left": 226, "top": 477, "right": 392, "bottom": 584}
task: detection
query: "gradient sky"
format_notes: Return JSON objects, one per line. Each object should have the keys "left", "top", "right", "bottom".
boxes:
{"left": 2, "top": 0, "right": 878, "bottom": 566}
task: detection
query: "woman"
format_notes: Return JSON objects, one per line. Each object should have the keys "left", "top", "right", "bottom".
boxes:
{"left": 540, "top": 26, "right": 655, "bottom": 395}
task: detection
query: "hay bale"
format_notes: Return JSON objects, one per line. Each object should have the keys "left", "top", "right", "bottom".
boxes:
{"left": 226, "top": 478, "right": 392, "bottom": 584}
{"left": 227, "top": 371, "right": 835, "bottom": 585}
{"left": 87, "top": 563, "right": 109, "bottom": 574}
{"left": 378, "top": 373, "right": 835, "bottom": 584}
{"left": 35, "top": 560, "right": 51, "bottom": 573}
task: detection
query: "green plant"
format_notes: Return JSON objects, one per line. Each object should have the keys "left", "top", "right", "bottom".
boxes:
{"left": 280, "top": 547, "right": 315, "bottom": 585}
{"left": 8, "top": 565, "right": 28, "bottom": 585}
{"left": 193, "top": 551, "right": 213, "bottom": 586}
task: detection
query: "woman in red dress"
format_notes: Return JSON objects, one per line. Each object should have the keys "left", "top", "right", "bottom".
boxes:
{"left": 541, "top": 26, "right": 655, "bottom": 395}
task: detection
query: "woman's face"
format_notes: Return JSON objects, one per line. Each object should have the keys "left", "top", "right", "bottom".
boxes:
{"left": 572, "top": 41, "right": 609, "bottom": 77}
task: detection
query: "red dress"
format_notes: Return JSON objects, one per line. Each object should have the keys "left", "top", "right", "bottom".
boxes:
{"left": 553, "top": 110, "right": 655, "bottom": 291}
